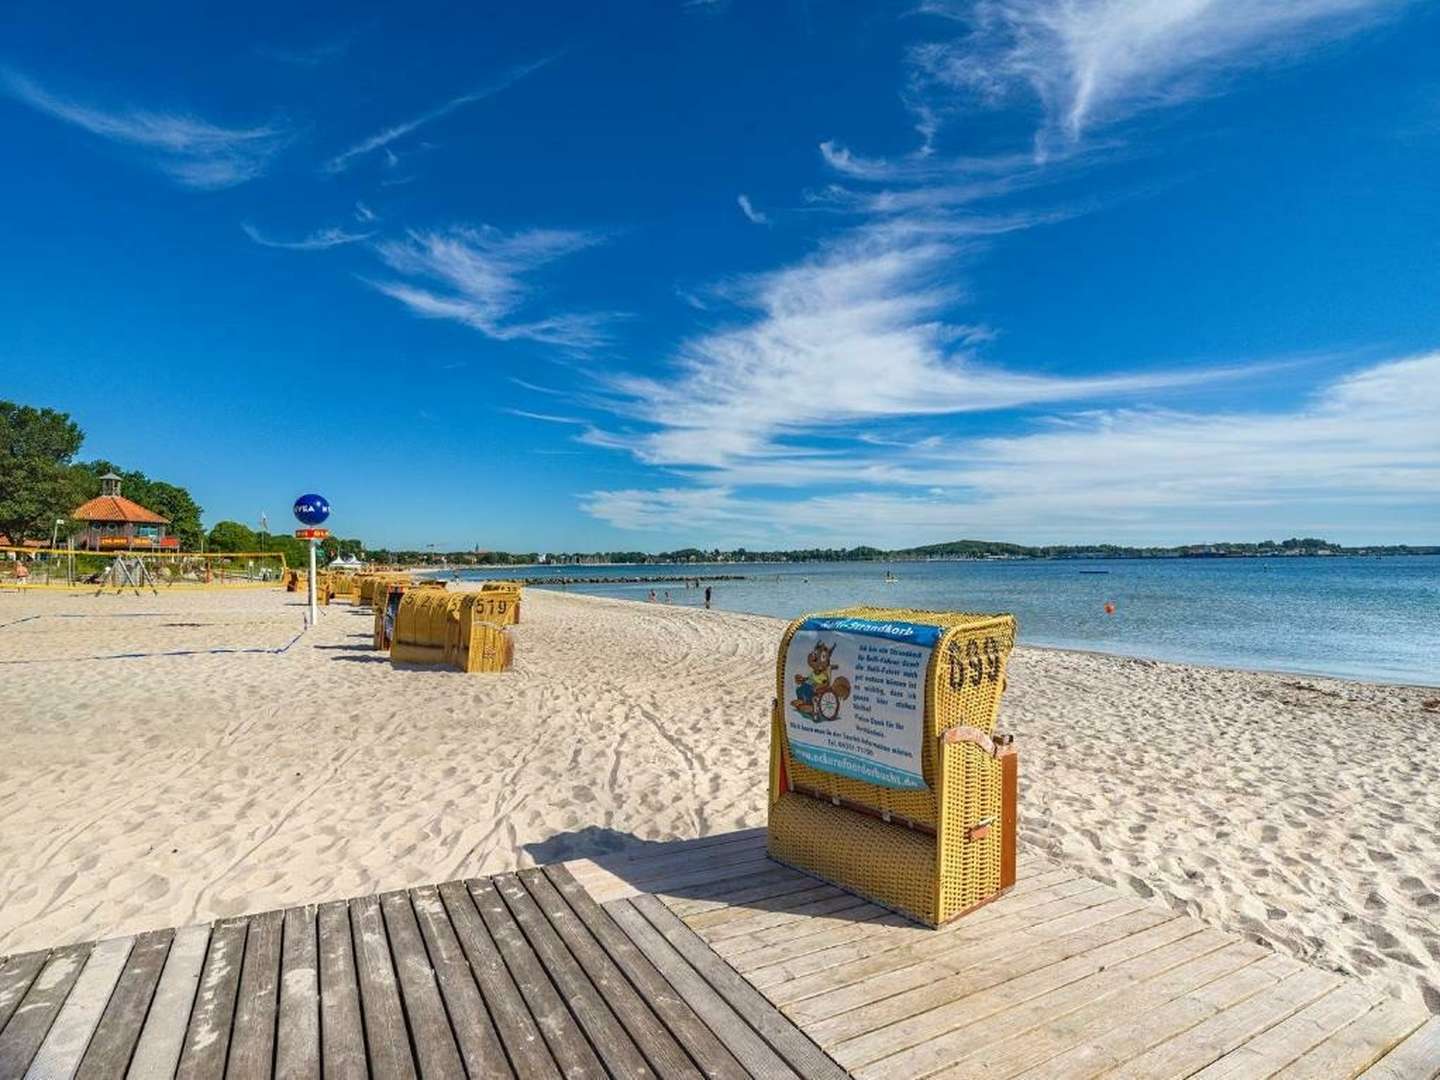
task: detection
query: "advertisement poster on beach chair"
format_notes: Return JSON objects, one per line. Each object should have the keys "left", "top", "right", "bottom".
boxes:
{"left": 783, "top": 615, "right": 940, "bottom": 790}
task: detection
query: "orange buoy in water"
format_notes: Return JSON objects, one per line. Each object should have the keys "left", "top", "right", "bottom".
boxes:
{"left": 1103, "top": 601, "right": 1116, "bottom": 615}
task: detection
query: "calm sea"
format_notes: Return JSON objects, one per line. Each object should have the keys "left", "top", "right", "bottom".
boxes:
{"left": 448, "top": 556, "right": 1440, "bottom": 686}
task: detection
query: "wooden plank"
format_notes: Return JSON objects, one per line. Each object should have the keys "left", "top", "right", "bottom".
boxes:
{"left": 75, "top": 929, "right": 174, "bottom": 1080}
{"left": 316, "top": 901, "right": 367, "bottom": 1080}
{"left": 1272, "top": 998, "right": 1433, "bottom": 1080}
{"left": 702, "top": 890, "right": 875, "bottom": 944}
{"left": 175, "top": 917, "right": 248, "bottom": 1080}
{"left": 0, "top": 944, "right": 92, "bottom": 1079}
{"left": 543, "top": 865, "right": 747, "bottom": 1080}
{"left": 274, "top": 906, "right": 319, "bottom": 1080}
{"left": 468, "top": 876, "right": 606, "bottom": 1078}
{"left": 438, "top": 881, "right": 559, "bottom": 1080}
{"left": 631, "top": 893, "right": 848, "bottom": 1080}
{"left": 24, "top": 936, "right": 132, "bottom": 1080}
{"left": 588, "top": 855, "right": 782, "bottom": 905}
{"left": 1010, "top": 953, "right": 1304, "bottom": 1079}
{"left": 493, "top": 872, "right": 654, "bottom": 1078}
{"left": 664, "top": 867, "right": 819, "bottom": 919}
{"left": 827, "top": 916, "right": 1201, "bottom": 1068}
{"left": 936, "top": 939, "right": 1267, "bottom": 1079}
{"left": 0, "top": 951, "right": 50, "bottom": 1035}
{"left": 605, "top": 898, "right": 800, "bottom": 1080}
{"left": 126, "top": 924, "right": 210, "bottom": 1080}
{"left": 757, "top": 878, "right": 1139, "bottom": 1000}
{"left": 349, "top": 893, "right": 418, "bottom": 1080}
{"left": 1103, "top": 963, "right": 1339, "bottom": 1080}
{"left": 577, "top": 829, "right": 767, "bottom": 872}
{"left": 786, "top": 907, "right": 1174, "bottom": 1030}
{"left": 854, "top": 926, "right": 1234, "bottom": 1078}
{"left": 378, "top": 890, "right": 467, "bottom": 1080}
{"left": 227, "top": 909, "right": 282, "bottom": 1080}
{"left": 519, "top": 868, "right": 700, "bottom": 1079}
{"left": 410, "top": 885, "right": 512, "bottom": 1079}
{"left": 1190, "top": 983, "right": 1387, "bottom": 1079}
{"left": 1359, "top": 1016, "right": 1440, "bottom": 1080}
{"left": 688, "top": 883, "right": 847, "bottom": 933}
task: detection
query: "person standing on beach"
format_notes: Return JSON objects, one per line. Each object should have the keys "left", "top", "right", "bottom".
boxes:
{"left": 648, "top": 589, "right": 656, "bottom": 602}
{"left": 704, "top": 585, "right": 712, "bottom": 609}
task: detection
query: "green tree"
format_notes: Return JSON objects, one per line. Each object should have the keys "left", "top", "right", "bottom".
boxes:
{"left": 207, "top": 520, "right": 259, "bottom": 551}
{"left": 0, "top": 401, "right": 93, "bottom": 544}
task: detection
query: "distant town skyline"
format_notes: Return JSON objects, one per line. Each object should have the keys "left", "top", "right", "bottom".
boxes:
{"left": 3, "top": 2, "right": 1437, "bottom": 549}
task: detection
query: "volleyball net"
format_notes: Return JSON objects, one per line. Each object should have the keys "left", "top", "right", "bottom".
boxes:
{"left": 1, "top": 547, "right": 289, "bottom": 589}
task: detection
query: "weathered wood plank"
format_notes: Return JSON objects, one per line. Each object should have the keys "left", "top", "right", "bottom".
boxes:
{"left": 588, "top": 855, "right": 783, "bottom": 905}
{"left": 494, "top": 872, "right": 654, "bottom": 1078}
{"left": 933, "top": 939, "right": 1266, "bottom": 1080}
{"left": 631, "top": 893, "right": 848, "bottom": 1080}
{"left": 1358, "top": 1015, "right": 1440, "bottom": 1080}
{"left": 175, "top": 917, "right": 248, "bottom": 1080}
{"left": 410, "top": 885, "right": 513, "bottom": 1079}
{"left": 544, "top": 865, "right": 747, "bottom": 1080}
{"left": 24, "top": 936, "right": 132, "bottom": 1080}
{"left": 227, "top": 909, "right": 283, "bottom": 1080}
{"left": 1271, "top": 998, "right": 1432, "bottom": 1080}
{"left": 126, "top": 924, "right": 210, "bottom": 1080}
{"left": 316, "top": 901, "right": 367, "bottom": 1080}
{"left": 0, "top": 945, "right": 92, "bottom": 1079}
{"left": 274, "top": 906, "right": 319, "bottom": 1080}
{"left": 664, "top": 867, "right": 819, "bottom": 919}
{"left": 438, "top": 881, "right": 558, "bottom": 1080}
{"left": 606, "top": 898, "right": 800, "bottom": 1080}
{"left": 378, "top": 890, "right": 466, "bottom": 1080}
{"left": 0, "top": 951, "right": 50, "bottom": 1037}
{"left": 349, "top": 893, "right": 418, "bottom": 1080}
{"left": 469, "top": 876, "right": 605, "bottom": 1078}
{"left": 855, "top": 926, "right": 1233, "bottom": 1079}
{"left": 828, "top": 916, "right": 1202, "bottom": 1069}
{"left": 787, "top": 907, "right": 1174, "bottom": 1030}
{"left": 704, "top": 891, "right": 877, "bottom": 946}
{"left": 1104, "top": 964, "right": 1340, "bottom": 1080}
{"left": 1190, "top": 983, "right": 1386, "bottom": 1079}
{"left": 75, "top": 929, "right": 174, "bottom": 1080}
{"left": 519, "top": 868, "right": 700, "bottom": 1079}
{"left": 1009, "top": 953, "right": 1303, "bottom": 1079}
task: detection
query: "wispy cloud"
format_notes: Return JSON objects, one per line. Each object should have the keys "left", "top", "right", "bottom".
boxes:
{"left": 736, "top": 193, "right": 770, "bottom": 225}
{"left": 258, "top": 33, "right": 353, "bottom": 67}
{"left": 369, "top": 225, "right": 613, "bottom": 349}
{"left": 507, "top": 409, "right": 589, "bottom": 425}
{"left": 242, "top": 223, "right": 374, "bottom": 250}
{"left": 323, "top": 57, "right": 555, "bottom": 174}
{"left": 354, "top": 200, "right": 378, "bottom": 223}
{"left": 583, "top": 353, "right": 1440, "bottom": 544}
{"left": 581, "top": 221, "right": 1253, "bottom": 478}
{"left": 912, "top": 0, "right": 1406, "bottom": 153}
{"left": 1, "top": 69, "right": 289, "bottom": 189}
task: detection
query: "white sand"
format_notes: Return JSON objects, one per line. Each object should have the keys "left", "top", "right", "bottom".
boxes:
{"left": 1, "top": 585, "right": 1436, "bottom": 1013}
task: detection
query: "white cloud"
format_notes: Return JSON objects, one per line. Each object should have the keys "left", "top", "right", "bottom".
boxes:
{"left": 583, "top": 354, "right": 1440, "bottom": 545}
{"left": 242, "top": 223, "right": 373, "bottom": 250}
{"left": 323, "top": 57, "right": 555, "bottom": 173}
{"left": 1, "top": 69, "right": 289, "bottom": 189}
{"left": 354, "top": 200, "right": 377, "bottom": 223}
{"left": 583, "top": 221, "right": 1245, "bottom": 476}
{"left": 913, "top": 0, "right": 1406, "bottom": 151}
{"left": 736, "top": 193, "right": 770, "bottom": 225}
{"left": 369, "top": 225, "right": 613, "bottom": 349}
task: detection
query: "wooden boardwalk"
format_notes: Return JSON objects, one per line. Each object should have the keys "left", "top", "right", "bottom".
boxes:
{"left": 1, "top": 830, "right": 1435, "bottom": 1078}
{"left": 0, "top": 861, "right": 843, "bottom": 1079}
{"left": 571, "top": 829, "right": 1440, "bottom": 1080}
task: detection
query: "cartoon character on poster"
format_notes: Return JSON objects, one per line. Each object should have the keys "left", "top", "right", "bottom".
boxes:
{"left": 790, "top": 640, "right": 852, "bottom": 722}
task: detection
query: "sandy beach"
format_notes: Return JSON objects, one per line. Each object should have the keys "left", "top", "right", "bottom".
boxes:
{"left": 0, "top": 584, "right": 1436, "bottom": 1016}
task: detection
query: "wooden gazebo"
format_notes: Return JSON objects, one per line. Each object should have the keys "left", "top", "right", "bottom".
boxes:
{"left": 69, "top": 473, "right": 176, "bottom": 551}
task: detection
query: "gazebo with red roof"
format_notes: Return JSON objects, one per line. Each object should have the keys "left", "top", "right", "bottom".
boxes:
{"left": 70, "top": 473, "right": 177, "bottom": 551}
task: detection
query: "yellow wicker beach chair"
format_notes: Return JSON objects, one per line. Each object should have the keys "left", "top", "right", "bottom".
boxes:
{"left": 390, "top": 590, "right": 513, "bottom": 673}
{"left": 768, "top": 606, "right": 1018, "bottom": 926}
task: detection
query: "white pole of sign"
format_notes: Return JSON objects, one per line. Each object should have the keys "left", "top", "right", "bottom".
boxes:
{"left": 307, "top": 538, "right": 318, "bottom": 626}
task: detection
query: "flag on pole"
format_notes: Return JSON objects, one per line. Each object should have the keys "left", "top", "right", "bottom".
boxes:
{"left": 260, "top": 512, "right": 270, "bottom": 532}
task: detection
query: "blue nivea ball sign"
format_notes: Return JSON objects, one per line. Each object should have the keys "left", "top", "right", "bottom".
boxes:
{"left": 293, "top": 494, "right": 331, "bottom": 526}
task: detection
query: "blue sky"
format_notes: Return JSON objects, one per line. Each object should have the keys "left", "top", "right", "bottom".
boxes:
{"left": 2, "top": 1, "right": 1437, "bottom": 551}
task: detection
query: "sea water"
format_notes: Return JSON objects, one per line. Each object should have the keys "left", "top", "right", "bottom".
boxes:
{"left": 449, "top": 556, "right": 1440, "bottom": 686}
